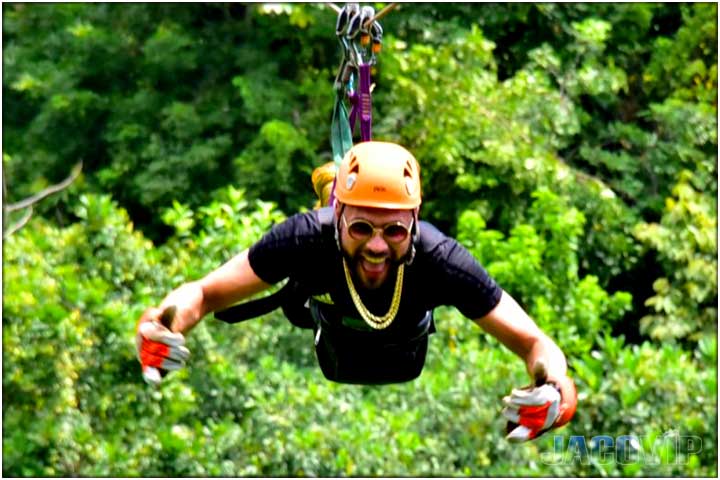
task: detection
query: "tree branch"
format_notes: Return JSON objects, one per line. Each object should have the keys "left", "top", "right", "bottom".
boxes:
{"left": 3, "top": 205, "right": 33, "bottom": 238}
{"left": 368, "top": 3, "right": 398, "bottom": 26}
{"left": 5, "top": 162, "right": 82, "bottom": 213}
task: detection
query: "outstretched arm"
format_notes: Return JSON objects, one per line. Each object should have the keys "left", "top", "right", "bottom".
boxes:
{"left": 147, "top": 249, "right": 272, "bottom": 334}
{"left": 474, "top": 290, "right": 577, "bottom": 440}
{"left": 135, "top": 248, "right": 272, "bottom": 385}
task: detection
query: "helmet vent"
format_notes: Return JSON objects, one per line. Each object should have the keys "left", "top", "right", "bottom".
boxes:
{"left": 348, "top": 153, "right": 360, "bottom": 174}
{"left": 404, "top": 158, "right": 416, "bottom": 175}
{"left": 404, "top": 159, "right": 417, "bottom": 195}
{"left": 405, "top": 177, "right": 415, "bottom": 195}
{"left": 403, "top": 165, "right": 414, "bottom": 184}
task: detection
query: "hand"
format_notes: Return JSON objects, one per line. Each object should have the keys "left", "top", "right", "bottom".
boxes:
{"left": 502, "top": 359, "right": 577, "bottom": 442}
{"left": 135, "top": 306, "right": 190, "bottom": 386}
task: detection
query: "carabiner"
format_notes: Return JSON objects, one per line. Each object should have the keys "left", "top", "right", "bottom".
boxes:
{"left": 333, "top": 3, "right": 381, "bottom": 142}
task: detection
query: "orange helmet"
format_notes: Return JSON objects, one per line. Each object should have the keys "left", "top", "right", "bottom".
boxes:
{"left": 334, "top": 141, "right": 421, "bottom": 209}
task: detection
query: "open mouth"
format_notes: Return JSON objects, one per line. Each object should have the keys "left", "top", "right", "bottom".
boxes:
{"left": 360, "top": 255, "right": 389, "bottom": 275}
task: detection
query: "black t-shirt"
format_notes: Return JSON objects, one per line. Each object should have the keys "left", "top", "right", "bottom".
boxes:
{"left": 248, "top": 208, "right": 503, "bottom": 336}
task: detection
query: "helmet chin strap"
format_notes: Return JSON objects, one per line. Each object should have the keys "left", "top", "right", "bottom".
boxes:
{"left": 405, "top": 209, "right": 420, "bottom": 266}
{"left": 334, "top": 204, "right": 345, "bottom": 252}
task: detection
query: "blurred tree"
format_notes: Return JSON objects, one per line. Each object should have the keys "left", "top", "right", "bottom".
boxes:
{"left": 3, "top": 3, "right": 335, "bottom": 238}
{"left": 457, "top": 188, "right": 632, "bottom": 358}
{"left": 634, "top": 170, "right": 717, "bottom": 342}
{"left": 3, "top": 187, "right": 716, "bottom": 476}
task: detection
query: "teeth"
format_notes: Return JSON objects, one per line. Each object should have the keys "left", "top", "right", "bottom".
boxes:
{"left": 363, "top": 256, "right": 386, "bottom": 264}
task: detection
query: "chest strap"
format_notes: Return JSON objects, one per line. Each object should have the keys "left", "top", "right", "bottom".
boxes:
{"left": 214, "top": 282, "right": 291, "bottom": 324}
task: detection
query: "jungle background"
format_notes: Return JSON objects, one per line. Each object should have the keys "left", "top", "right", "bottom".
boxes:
{"left": 2, "top": 3, "right": 717, "bottom": 476}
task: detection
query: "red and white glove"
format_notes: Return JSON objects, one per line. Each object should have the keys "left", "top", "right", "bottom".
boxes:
{"left": 135, "top": 306, "right": 190, "bottom": 386}
{"left": 502, "top": 361, "right": 577, "bottom": 442}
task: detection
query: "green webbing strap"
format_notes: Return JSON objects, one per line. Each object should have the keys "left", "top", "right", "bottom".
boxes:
{"left": 331, "top": 90, "right": 354, "bottom": 167}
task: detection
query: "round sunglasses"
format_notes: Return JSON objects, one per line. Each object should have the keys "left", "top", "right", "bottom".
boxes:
{"left": 342, "top": 214, "right": 413, "bottom": 244}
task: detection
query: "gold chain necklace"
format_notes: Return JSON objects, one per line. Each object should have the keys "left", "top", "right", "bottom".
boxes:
{"left": 342, "top": 258, "right": 403, "bottom": 330}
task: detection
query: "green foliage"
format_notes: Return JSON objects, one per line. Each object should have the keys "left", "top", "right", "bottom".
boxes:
{"left": 576, "top": 95, "right": 717, "bottom": 219}
{"left": 376, "top": 23, "right": 577, "bottom": 230}
{"left": 3, "top": 3, "right": 336, "bottom": 237}
{"left": 643, "top": 3, "right": 718, "bottom": 104}
{"left": 4, "top": 195, "right": 715, "bottom": 476}
{"left": 561, "top": 173, "right": 641, "bottom": 283}
{"left": 457, "top": 189, "right": 632, "bottom": 358}
{"left": 569, "top": 333, "right": 717, "bottom": 477}
{"left": 375, "top": 9, "right": 647, "bottom": 286}
{"left": 634, "top": 171, "right": 717, "bottom": 341}
{"left": 3, "top": 194, "right": 167, "bottom": 476}
{"left": 161, "top": 185, "right": 286, "bottom": 280}
{"left": 233, "top": 120, "right": 317, "bottom": 214}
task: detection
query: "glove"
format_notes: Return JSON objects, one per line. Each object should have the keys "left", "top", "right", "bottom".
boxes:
{"left": 502, "top": 359, "right": 577, "bottom": 442}
{"left": 135, "top": 306, "right": 190, "bottom": 386}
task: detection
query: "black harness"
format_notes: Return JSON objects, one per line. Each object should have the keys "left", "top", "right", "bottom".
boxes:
{"left": 215, "top": 208, "right": 436, "bottom": 384}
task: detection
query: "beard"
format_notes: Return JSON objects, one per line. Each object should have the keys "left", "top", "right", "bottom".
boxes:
{"left": 342, "top": 244, "right": 411, "bottom": 290}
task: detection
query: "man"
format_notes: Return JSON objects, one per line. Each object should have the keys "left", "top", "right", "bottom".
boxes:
{"left": 136, "top": 141, "right": 577, "bottom": 442}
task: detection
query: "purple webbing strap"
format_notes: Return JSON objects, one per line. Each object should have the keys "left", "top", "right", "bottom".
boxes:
{"left": 358, "top": 63, "right": 372, "bottom": 141}
{"left": 347, "top": 63, "right": 373, "bottom": 142}
{"left": 348, "top": 89, "right": 358, "bottom": 134}
{"left": 329, "top": 177, "right": 337, "bottom": 206}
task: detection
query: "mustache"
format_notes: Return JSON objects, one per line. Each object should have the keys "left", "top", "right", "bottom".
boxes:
{"left": 343, "top": 246, "right": 410, "bottom": 266}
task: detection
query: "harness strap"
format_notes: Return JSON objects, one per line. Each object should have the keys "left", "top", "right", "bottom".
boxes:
{"left": 330, "top": 89, "right": 354, "bottom": 168}
{"left": 214, "top": 282, "right": 291, "bottom": 324}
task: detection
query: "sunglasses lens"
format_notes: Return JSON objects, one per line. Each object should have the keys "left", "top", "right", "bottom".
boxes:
{"left": 348, "top": 221, "right": 374, "bottom": 239}
{"left": 383, "top": 224, "right": 409, "bottom": 242}
{"left": 344, "top": 215, "right": 411, "bottom": 243}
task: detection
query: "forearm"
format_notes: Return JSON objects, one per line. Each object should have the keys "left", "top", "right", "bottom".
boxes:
{"left": 158, "top": 249, "right": 271, "bottom": 334}
{"left": 475, "top": 290, "right": 567, "bottom": 381}
{"left": 196, "top": 249, "right": 271, "bottom": 315}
